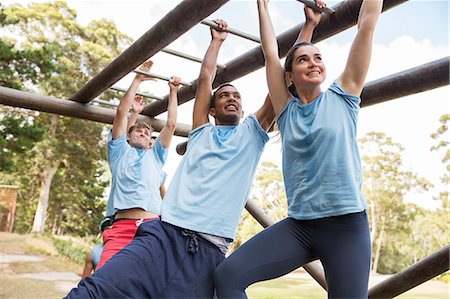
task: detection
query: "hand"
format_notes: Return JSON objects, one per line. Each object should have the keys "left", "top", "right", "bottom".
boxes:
{"left": 211, "top": 19, "right": 228, "bottom": 42}
{"left": 168, "top": 76, "right": 181, "bottom": 92}
{"left": 136, "top": 60, "right": 157, "bottom": 82}
{"left": 304, "top": 0, "right": 325, "bottom": 27}
{"left": 131, "top": 96, "right": 144, "bottom": 113}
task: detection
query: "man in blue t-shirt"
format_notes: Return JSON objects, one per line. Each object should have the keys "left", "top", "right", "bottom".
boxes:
{"left": 96, "top": 60, "right": 181, "bottom": 269}
{"left": 65, "top": 20, "right": 274, "bottom": 298}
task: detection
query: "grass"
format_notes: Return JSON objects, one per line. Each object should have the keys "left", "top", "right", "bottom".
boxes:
{"left": 1, "top": 232, "right": 448, "bottom": 299}
{"left": 248, "top": 276, "right": 327, "bottom": 298}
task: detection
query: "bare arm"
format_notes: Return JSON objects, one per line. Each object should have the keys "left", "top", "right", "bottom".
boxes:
{"left": 254, "top": 94, "right": 275, "bottom": 131}
{"left": 159, "top": 185, "right": 166, "bottom": 199}
{"left": 257, "top": 0, "right": 289, "bottom": 117}
{"left": 337, "top": 0, "right": 383, "bottom": 96}
{"left": 257, "top": 0, "right": 321, "bottom": 117}
{"left": 157, "top": 76, "right": 180, "bottom": 148}
{"left": 81, "top": 252, "right": 94, "bottom": 278}
{"left": 112, "top": 60, "right": 154, "bottom": 139}
{"left": 127, "top": 96, "right": 145, "bottom": 131}
{"left": 192, "top": 19, "right": 228, "bottom": 130}
{"left": 294, "top": 1, "right": 325, "bottom": 45}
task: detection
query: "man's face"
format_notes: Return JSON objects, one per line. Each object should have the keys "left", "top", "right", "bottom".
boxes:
{"left": 127, "top": 127, "right": 151, "bottom": 149}
{"left": 210, "top": 85, "right": 243, "bottom": 126}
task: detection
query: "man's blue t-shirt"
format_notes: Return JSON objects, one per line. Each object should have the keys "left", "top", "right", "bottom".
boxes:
{"left": 105, "top": 131, "right": 167, "bottom": 217}
{"left": 161, "top": 115, "right": 269, "bottom": 239}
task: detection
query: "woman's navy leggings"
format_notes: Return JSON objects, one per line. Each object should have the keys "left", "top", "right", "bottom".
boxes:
{"left": 214, "top": 211, "right": 371, "bottom": 298}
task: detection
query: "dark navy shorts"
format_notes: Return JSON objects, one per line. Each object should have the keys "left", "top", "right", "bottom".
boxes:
{"left": 66, "top": 220, "right": 225, "bottom": 298}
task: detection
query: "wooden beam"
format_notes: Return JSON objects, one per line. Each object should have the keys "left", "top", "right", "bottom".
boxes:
{"left": 143, "top": 0, "right": 408, "bottom": 117}
{"left": 69, "top": 0, "right": 229, "bottom": 104}
{"left": 0, "top": 87, "right": 191, "bottom": 137}
{"left": 368, "top": 245, "right": 450, "bottom": 298}
{"left": 361, "top": 57, "right": 450, "bottom": 107}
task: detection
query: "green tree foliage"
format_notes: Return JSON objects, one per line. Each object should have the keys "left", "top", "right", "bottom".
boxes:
{"left": 0, "top": 109, "right": 46, "bottom": 172}
{"left": 430, "top": 114, "right": 449, "bottom": 203}
{"left": 359, "top": 132, "right": 431, "bottom": 274}
{"left": 1, "top": 1, "right": 131, "bottom": 235}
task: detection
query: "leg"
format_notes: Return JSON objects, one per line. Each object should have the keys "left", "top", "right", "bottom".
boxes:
{"left": 66, "top": 221, "right": 170, "bottom": 298}
{"left": 214, "top": 218, "right": 316, "bottom": 299}
{"left": 315, "top": 212, "right": 371, "bottom": 299}
{"left": 96, "top": 220, "right": 136, "bottom": 269}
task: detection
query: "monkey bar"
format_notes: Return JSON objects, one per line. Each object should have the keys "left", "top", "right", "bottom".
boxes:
{"left": 0, "top": 1, "right": 448, "bottom": 296}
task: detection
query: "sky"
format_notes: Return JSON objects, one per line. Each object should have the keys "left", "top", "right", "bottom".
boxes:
{"left": 4, "top": 0, "right": 449, "bottom": 210}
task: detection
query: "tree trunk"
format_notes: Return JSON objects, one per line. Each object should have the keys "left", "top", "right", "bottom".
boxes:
{"left": 372, "top": 215, "right": 385, "bottom": 273}
{"left": 31, "top": 163, "right": 58, "bottom": 232}
{"left": 31, "top": 114, "right": 60, "bottom": 233}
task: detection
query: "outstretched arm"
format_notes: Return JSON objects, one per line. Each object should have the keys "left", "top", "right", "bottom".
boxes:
{"left": 254, "top": 94, "right": 276, "bottom": 131}
{"left": 127, "top": 96, "right": 145, "bottom": 131}
{"left": 157, "top": 76, "right": 180, "bottom": 148}
{"left": 112, "top": 60, "right": 154, "bottom": 139}
{"left": 294, "top": 1, "right": 325, "bottom": 45}
{"left": 192, "top": 19, "right": 228, "bottom": 130}
{"left": 337, "top": 0, "right": 383, "bottom": 96}
{"left": 257, "top": 0, "right": 321, "bottom": 117}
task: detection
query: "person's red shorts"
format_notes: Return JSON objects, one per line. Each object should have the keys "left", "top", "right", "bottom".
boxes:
{"left": 97, "top": 217, "right": 158, "bottom": 269}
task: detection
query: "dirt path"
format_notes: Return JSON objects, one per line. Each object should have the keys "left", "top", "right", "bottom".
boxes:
{"left": 0, "top": 233, "right": 82, "bottom": 298}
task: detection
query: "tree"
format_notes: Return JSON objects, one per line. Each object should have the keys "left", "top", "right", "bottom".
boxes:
{"left": 430, "top": 114, "right": 449, "bottom": 206}
{"left": 359, "top": 132, "right": 431, "bottom": 273}
{"left": 1, "top": 2, "right": 131, "bottom": 234}
{"left": 232, "top": 162, "right": 287, "bottom": 251}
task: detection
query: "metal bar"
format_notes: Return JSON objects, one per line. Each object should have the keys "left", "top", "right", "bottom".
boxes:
{"left": 200, "top": 19, "right": 261, "bottom": 43}
{"left": 368, "top": 245, "right": 450, "bottom": 298}
{"left": 69, "top": 0, "right": 229, "bottom": 104}
{"left": 0, "top": 86, "right": 191, "bottom": 137}
{"left": 143, "top": 0, "right": 408, "bottom": 117}
{"left": 296, "top": 0, "right": 336, "bottom": 14}
{"left": 245, "top": 199, "right": 328, "bottom": 290}
{"left": 361, "top": 56, "right": 450, "bottom": 107}
{"left": 110, "top": 85, "right": 164, "bottom": 101}
{"left": 161, "top": 48, "right": 227, "bottom": 69}
{"left": 133, "top": 69, "right": 192, "bottom": 87}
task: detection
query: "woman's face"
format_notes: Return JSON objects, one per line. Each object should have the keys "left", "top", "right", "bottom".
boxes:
{"left": 286, "top": 45, "right": 326, "bottom": 89}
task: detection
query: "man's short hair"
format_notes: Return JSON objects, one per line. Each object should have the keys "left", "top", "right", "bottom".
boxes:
{"left": 128, "top": 122, "right": 153, "bottom": 135}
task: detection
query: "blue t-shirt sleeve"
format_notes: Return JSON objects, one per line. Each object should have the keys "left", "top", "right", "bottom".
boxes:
{"left": 107, "top": 130, "right": 128, "bottom": 164}
{"left": 188, "top": 122, "right": 213, "bottom": 141}
{"left": 276, "top": 98, "right": 297, "bottom": 134}
{"left": 329, "top": 81, "right": 361, "bottom": 110}
{"left": 244, "top": 114, "right": 269, "bottom": 150}
{"left": 152, "top": 139, "right": 168, "bottom": 166}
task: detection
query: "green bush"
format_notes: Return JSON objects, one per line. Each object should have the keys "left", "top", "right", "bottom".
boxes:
{"left": 51, "top": 237, "right": 88, "bottom": 264}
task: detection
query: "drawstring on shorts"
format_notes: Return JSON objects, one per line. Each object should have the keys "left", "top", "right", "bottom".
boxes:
{"left": 181, "top": 230, "right": 199, "bottom": 254}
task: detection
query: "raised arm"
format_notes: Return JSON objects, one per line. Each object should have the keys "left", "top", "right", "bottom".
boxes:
{"left": 294, "top": 1, "right": 324, "bottom": 45}
{"left": 337, "top": 0, "right": 383, "bottom": 96}
{"left": 112, "top": 60, "right": 154, "bottom": 139}
{"left": 157, "top": 76, "right": 180, "bottom": 148}
{"left": 127, "top": 96, "right": 145, "bottom": 131}
{"left": 192, "top": 19, "right": 228, "bottom": 130}
{"left": 254, "top": 94, "right": 275, "bottom": 131}
{"left": 257, "top": 0, "right": 289, "bottom": 117}
{"left": 257, "top": 0, "right": 321, "bottom": 117}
